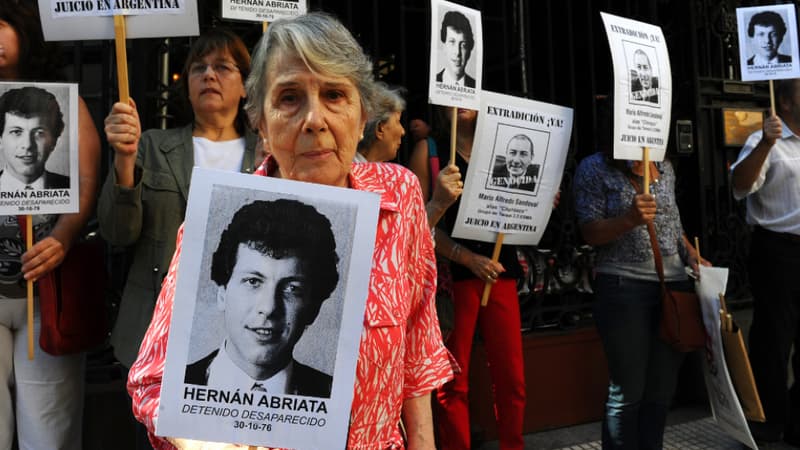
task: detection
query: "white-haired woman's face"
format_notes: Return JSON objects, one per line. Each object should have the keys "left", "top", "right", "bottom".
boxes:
{"left": 260, "top": 52, "right": 366, "bottom": 187}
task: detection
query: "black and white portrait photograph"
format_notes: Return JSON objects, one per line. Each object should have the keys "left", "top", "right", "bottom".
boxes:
{"left": 625, "top": 43, "right": 660, "bottom": 105}
{"left": 745, "top": 10, "right": 791, "bottom": 66}
{"left": 488, "top": 133, "right": 541, "bottom": 193}
{"left": 0, "top": 81, "right": 78, "bottom": 215}
{"left": 737, "top": 4, "right": 800, "bottom": 82}
{"left": 185, "top": 186, "right": 357, "bottom": 398}
{"left": 157, "top": 168, "right": 379, "bottom": 448}
{"left": 436, "top": 8, "right": 477, "bottom": 88}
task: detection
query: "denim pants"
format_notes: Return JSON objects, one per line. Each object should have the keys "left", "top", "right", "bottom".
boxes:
{"left": 593, "top": 274, "right": 688, "bottom": 450}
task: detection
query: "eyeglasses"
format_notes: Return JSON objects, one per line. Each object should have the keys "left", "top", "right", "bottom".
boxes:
{"left": 188, "top": 62, "right": 240, "bottom": 78}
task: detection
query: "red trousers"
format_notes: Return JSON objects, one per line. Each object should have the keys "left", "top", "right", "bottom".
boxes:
{"left": 435, "top": 278, "right": 526, "bottom": 450}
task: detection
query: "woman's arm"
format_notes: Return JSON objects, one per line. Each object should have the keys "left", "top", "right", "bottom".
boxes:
{"left": 21, "top": 97, "right": 100, "bottom": 281}
{"left": 579, "top": 193, "right": 655, "bottom": 247}
{"left": 402, "top": 394, "right": 435, "bottom": 450}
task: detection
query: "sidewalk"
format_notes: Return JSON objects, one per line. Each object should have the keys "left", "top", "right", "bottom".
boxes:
{"left": 474, "top": 405, "right": 799, "bottom": 449}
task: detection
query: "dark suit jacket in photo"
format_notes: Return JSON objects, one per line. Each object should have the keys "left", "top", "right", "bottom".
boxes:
{"left": 630, "top": 75, "right": 660, "bottom": 103}
{"left": 184, "top": 350, "right": 333, "bottom": 398}
{"left": 490, "top": 163, "right": 540, "bottom": 192}
{"left": 0, "top": 170, "right": 69, "bottom": 189}
{"left": 436, "top": 68, "right": 476, "bottom": 88}
{"left": 747, "top": 53, "right": 792, "bottom": 65}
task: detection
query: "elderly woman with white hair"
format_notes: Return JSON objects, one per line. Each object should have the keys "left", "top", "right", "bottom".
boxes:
{"left": 354, "top": 84, "right": 406, "bottom": 163}
{"left": 127, "top": 12, "right": 453, "bottom": 450}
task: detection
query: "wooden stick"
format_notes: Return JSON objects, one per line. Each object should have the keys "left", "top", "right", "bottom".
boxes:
{"left": 262, "top": 21, "right": 268, "bottom": 33}
{"left": 480, "top": 233, "right": 505, "bottom": 307}
{"left": 26, "top": 215, "right": 34, "bottom": 359}
{"left": 248, "top": 446, "right": 257, "bottom": 450}
{"left": 449, "top": 107, "right": 458, "bottom": 165}
{"left": 114, "top": 15, "right": 130, "bottom": 103}
{"left": 719, "top": 309, "right": 728, "bottom": 332}
{"left": 718, "top": 292, "right": 728, "bottom": 314}
{"left": 769, "top": 79, "right": 776, "bottom": 116}
{"left": 642, "top": 147, "right": 650, "bottom": 194}
{"left": 694, "top": 236, "right": 701, "bottom": 262}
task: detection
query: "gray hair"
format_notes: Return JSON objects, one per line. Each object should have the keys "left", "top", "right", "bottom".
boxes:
{"left": 357, "top": 83, "right": 406, "bottom": 152}
{"left": 245, "top": 12, "right": 377, "bottom": 131}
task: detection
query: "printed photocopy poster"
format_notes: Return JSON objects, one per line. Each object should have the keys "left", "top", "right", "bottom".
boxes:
{"left": 601, "top": 12, "right": 672, "bottom": 161}
{"left": 452, "top": 91, "right": 572, "bottom": 246}
{"left": 737, "top": 4, "right": 800, "bottom": 82}
{"left": 221, "top": 0, "right": 308, "bottom": 23}
{"left": 157, "top": 168, "right": 379, "bottom": 449}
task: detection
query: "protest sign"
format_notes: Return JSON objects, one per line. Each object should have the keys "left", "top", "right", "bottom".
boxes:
{"left": 737, "top": 4, "right": 800, "bottom": 82}
{"left": 601, "top": 12, "right": 672, "bottom": 161}
{"left": 696, "top": 266, "right": 759, "bottom": 450}
{"left": 156, "top": 168, "right": 379, "bottom": 448}
{"left": 38, "top": 0, "right": 198, "bottom": 41}
{"left": 428, "top": 0, "right": 482, "bottom": 110}
{"left": 0, "top": 82, "right": 79, "bottom": 215}
{"left": 451, "top": 91, "right": 572, "bottom": 246}
{"left": 221, "top": 0, "right": 307, "bottom": 23}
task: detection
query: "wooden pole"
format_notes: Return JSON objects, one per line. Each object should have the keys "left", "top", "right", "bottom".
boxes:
{"left": 114, "top": 15, "right": 130, "bottom": 103}
{"left": 769, "top": 79, "right": 776, "bottom": 116}
{"left": 449, "top": 107, "right": 458, "bottom": 165}
{"left": 262, "top": 21, "right": 269, "bottom": 33}
{"left": 480, "top": 233, "right": 505, "bottom": 306}
{"left": 642, "top": 147, "right": 650, "bottom": 195}
{"left": 26, "top": 215, "right": 34, "bottom": 359}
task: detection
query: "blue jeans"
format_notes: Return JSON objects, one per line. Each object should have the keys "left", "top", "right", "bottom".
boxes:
{"left": 593, "top": 274, "right": 689, "bottom": 450}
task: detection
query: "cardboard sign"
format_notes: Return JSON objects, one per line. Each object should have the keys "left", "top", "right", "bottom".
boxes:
{"left": 737, "top": 4, "right": 800, "bottom": 81}
{"left": 156, "top": 168, "right": 378, "bottom": 449}
{"left": 601, "top": 12, "right": 672, "bottom": 161}
{"left": 428, "top": 0, "right": 482, "bottom": 110}
{"left": 0, "top": 82, "right": 79, "bottom": 215}
{"left": 221, "top": 0, "right": 307, "bottom": 23}
{"left": 696, "top": 266, "right": 759, "bottom": 450}
{"left": 38, "top": 0, "right": 198, "bottom": 41}
{"left": 451, "top": 91, "right": 572, "bottom": 245}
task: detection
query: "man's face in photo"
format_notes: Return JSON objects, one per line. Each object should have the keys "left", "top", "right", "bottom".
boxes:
{"left": 752, "top": 24, "right": 782, "bottom": 60}
{"left": 0, "top": 112, "right": 55, "bottom": 184}
{"left": 444, "top": 26, "right": 470, "bottom": 79}
{"left": 634, "top": 52, "right": 653, "bottom": 90}
{"left": 506, "top": 137, "right": 533, "bottom": 178}
{"left": 217, "top": 244, "right": 317, "bottom": 378}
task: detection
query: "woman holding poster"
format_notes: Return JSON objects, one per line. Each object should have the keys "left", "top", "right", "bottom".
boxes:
{"left": 0, "top": 2, "right": 100, "bottom": 449}
{"left": 410, "top": 107, "right": 526, "bottom": 450}
{"left": 573, "top": 100, "right": 708, "bottom": 449}
{"left": 99, "top": 28, "right": 258, "bottom": 370}
{"left": 128, "top": 12, "right": 453, "bottom": 450}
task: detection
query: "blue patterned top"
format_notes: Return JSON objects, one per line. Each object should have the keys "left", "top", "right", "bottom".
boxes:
{"left": 573, "top": 153, "right": 687, "bottom": 276}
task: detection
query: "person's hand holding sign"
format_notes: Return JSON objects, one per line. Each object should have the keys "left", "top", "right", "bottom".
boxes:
{"left": 760, "top": 113, "right": 783, "bottom": 146}
{"left": 462, "top": 251, "right": 505, "bottom": 284}
{"left": 104, "top": 98, "right": 141, "bottom": 188}
{"left": 627, "top": 193, "right": 657, "bottom": 226}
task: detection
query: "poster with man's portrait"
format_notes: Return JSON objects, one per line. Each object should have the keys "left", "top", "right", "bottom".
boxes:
{"left": 221, "top": 0, "right": 307, "bottom": 23}
{"left": 0, "top": 82, "right": 78, "bottom": 215}
{"left": 157, "top": 168, "right": 380, "bottom": 449}
{"left": 737, "top": 5, "right": 800, "bottom": 81}
{"left": 428, "top": 0, "right": 482, "bottom": 110}
{"left": 452, "top": 91, "right": 572, "bottom": 246}
{"left": 601, "top": 12, "right": 672, "bottom": 161}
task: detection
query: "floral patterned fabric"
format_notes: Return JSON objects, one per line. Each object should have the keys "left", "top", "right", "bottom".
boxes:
{"left": 127, "top": 157, "right": 454, "bottom": 450}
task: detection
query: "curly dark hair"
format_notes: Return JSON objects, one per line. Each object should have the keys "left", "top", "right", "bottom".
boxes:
{"left": 0, "top": 2, "right": 63, "bottom": 81}
{"left": 0, "top": 86, "right": 65, "bottom": 139}
{"left": 211, "top": 199, "right": 339, "bottom": 307}
{"left": 440, "top": 10, "right": 474, "bottom": 52}
{"left": 747, "top": 11, "right": 786, "bottom": 39}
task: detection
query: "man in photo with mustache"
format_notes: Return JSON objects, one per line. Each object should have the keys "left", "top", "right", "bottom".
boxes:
{"left": 184, "top": 199, "right": 337, "bottom": 398}
{"left": 0, "top": 86, "right": 68, "bottom": 190}
{"left": 747, "top": 11, "right": 792, "bottom": 66}
{"left": 490, "top": 133, "right": 539, "bottom": 192}
{"left": 436, "top": 10, "right": 476, "bottom": 88}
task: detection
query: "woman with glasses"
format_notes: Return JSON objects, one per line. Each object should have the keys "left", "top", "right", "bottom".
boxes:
{"left": 98, "top": 28, "right": 258, "bottom": 372}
